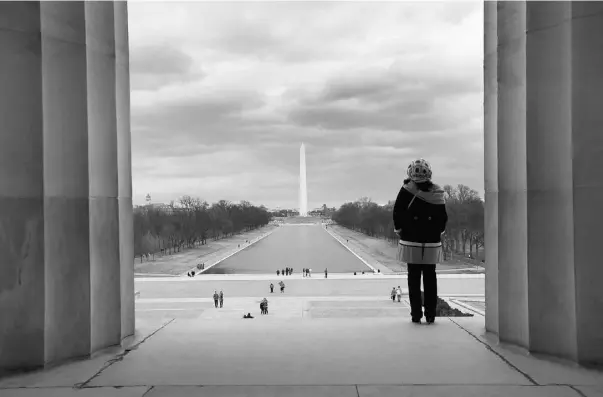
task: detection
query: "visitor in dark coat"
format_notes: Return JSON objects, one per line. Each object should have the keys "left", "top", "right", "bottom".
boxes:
{"left": 393, "top": 158, "right": 448, "bottom": 325}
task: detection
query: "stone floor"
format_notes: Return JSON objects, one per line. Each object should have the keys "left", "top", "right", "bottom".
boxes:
{"left": 1, "top": 277, "right": 602, "bottom": 397}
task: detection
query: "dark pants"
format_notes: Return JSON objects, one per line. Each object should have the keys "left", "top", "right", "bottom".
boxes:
{"left": 219, "top": 299, "right": 223, "bottom": 308}
{"left": 407, "top": 263, "right": 437, "bottom": 320}
{"left": 214, "top": 300, "right": 218, "bottom": 308}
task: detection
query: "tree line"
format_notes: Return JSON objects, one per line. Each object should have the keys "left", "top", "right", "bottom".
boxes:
{"left": 134, "top": 196, "right": 271, "bottom": 261}
{"left": 331, "top": 184, "right": 484, "bottom": 259}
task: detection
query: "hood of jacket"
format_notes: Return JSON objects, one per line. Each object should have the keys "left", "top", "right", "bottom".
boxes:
{"left": 403, "top": 181, "right": 446, "bottom": 205}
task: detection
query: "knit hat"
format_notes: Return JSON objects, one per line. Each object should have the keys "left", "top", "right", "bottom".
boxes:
{"left": 407, "top": 158, "right": 432, "bottom": 183}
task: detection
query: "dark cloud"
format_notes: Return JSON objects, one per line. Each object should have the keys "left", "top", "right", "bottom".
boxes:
{"left": 284, "top": 60, "right": 481, "bottom": 133}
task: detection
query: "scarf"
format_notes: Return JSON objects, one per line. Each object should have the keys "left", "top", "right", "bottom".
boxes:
{"left": 403, "top": 181, "right": 446, "bottom": 205}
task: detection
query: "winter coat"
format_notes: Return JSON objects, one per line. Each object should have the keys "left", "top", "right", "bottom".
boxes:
{"left": 393, "top": 181, "right": 448, "bottom": 265}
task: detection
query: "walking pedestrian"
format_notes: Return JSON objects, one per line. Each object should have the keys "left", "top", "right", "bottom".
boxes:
{"left": 282, "top": 268, "right": 285, "bottom": 277}
{"left": 396, "top": 286, "right": 402, "bottom": 302}
{"left": 213, "top": 290, "right": 219, "bottom": 308}
{"left": 391, "top": 287, "right": 396, "bottom": 302}
{"left": 277, "top": 269, "right": 280, "bottom": 276}
{"left": 279, "top": 281, "right": 285, "bottom": 293}
{"left": 219, "top": 290, "right": 224, "bottom": 308}
{"left": 393, "top": 158, "right": 448, "bottom": 324}
{"left": 270, "top": 283, "right": 274, "bottom": 293}
{"left": 325, "top": 268, "right": 328, "bottom": 278}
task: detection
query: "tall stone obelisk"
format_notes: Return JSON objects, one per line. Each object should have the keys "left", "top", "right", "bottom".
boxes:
{"left": 299, "top": 143, "right": 308, "bottom": 216}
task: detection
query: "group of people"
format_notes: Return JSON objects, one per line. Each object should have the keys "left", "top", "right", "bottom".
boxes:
{"left": 269, "top": 281, "right": 285, "bottom": 293}
{"left": 393, "top": 158, "right": 448, "bottom": 324}
{"left": 212, "top": 290, "right": 224, "bottom": 308}
{"left": 260, "top": 298, "right": 269, "bottom": 314}
{"left": 276, "top": 267, "right": 293, "bottom": 276}
{"left": 302, "top": 268, "right": 312, "bottom": 277}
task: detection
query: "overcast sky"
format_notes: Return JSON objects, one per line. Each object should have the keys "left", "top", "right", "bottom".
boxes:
{"left": 128, "top": 1, "right": 483, "bottom": 209}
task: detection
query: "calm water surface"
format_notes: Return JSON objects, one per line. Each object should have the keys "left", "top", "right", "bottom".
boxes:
{"left": 204, "top": 225, "right": 369, "bottom": 274}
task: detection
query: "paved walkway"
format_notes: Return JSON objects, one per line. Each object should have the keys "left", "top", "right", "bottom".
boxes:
{"left": 2, "top": 282, "right": 602, "bottom": 397}
{"left": 1, "top": 314, "right": 602, "bottom": 396}
{"left": 134, "top": 275, "right": 485, "bottom": 299}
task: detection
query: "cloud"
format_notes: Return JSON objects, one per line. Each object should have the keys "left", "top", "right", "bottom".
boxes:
{"left": 130, "top": 43, "right": 204, "bottom": 90}
{"left": 128, "top": 2, "right": 485, "bottom": 208}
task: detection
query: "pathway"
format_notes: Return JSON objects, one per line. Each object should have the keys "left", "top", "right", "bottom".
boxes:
{"left": 2, "top": 303, "right": 602, "bottom": 397}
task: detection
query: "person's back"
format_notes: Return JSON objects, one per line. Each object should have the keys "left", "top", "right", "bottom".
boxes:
{"left": 393, "top": 159, "right": 447, "bottom": 324}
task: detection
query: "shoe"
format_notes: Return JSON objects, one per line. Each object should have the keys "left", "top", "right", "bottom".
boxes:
{"left": 426, "top": 317, "right": 435, "bottom": 324}
{"left": 412, "top": 318, "right": 421, "bottom": 324}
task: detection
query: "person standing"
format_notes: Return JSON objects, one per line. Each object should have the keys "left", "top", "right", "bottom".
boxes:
{"left": 219, "top": 290, "right": 224, "bottom": 308}
{"left": 213, "top": 290, "right": 219, "bottom": 308}
{"left": 391, "top": 287, "right": 396, "bottom": 302}
{"left": 270, "top": 283, "right": 274, "bottom": 293}
{"left": 324, "top": 268, "right": 328, "bottom": 278}
{"left": 393, "top": 159, "right": 447, "bottom": 324}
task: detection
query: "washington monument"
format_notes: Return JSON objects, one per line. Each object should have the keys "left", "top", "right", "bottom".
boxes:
{"left": 299, "top": 143, "right": 308, "bottom": 216}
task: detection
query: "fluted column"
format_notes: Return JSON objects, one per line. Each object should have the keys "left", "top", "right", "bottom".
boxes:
{"left": 525, "top": 1, "right": 577, "bottom": 360}
{"left": 483, "top": 0, "right": 499, "bottom": 335}
{"left": 0, "top": 1, "right": 133, "bottom": 373}
{"left": 0, "top": 3, "right": 45, "bottom": 371}
{"left": 85, "top": 1, "right": 121, "bottom": 353}
{"left": 570, "top": 2, "right": 603, "bottom": 366}
{"left": 41, "top": 1, "right": 92, "bottom": 363}
{"left": 115, "top": 1, "right": 135, "bottom": 339}
{"left": 485, "top": 1, "right": 603, "bottom": 365}
{"left": 496, "top": 1, "right": 529, "bottom": 348}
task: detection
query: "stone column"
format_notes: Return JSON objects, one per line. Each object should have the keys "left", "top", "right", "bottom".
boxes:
{"left": 483, "top": 0, "right": 499, "bottom": 335}
{"left": 114, "top": 1, "right": 135, "bottom": 340}
{"left": 0, "top": 1, "right": 133, "bottom": 373}
{"left": 41, "top": 1, "right": 92, "bottom": 364}
{"left": 85, "top": 1, "right": 122, "bottom": 353}
{"left": 496, "top": 1, "right": 529, "bottom": 349}
{"left": 570, "top": 2, "right": 603, "bottom": 366}
{"left": 485, "top": 1, "right": 603, "bottom": 366}
{"left": 525, "top": 1, "right": 577, "bottom": 360}
{"left": 0, "top": 2, "right": 45, "bottom": 371}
